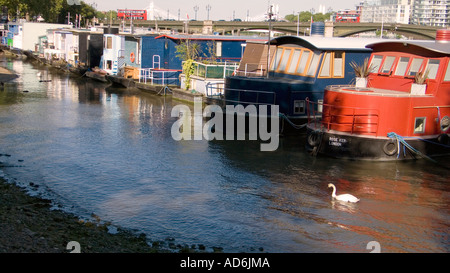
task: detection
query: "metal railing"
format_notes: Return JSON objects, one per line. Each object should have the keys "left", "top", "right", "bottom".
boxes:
{"left": 307, "top": 98, "right": 380, "bottom": 136}
{"left": 139, "top": 68, "right": 180, "bottom": 86}
{"left": 184, "top": 61, "right": 239, "bottom": 79}
{"left": 222, "top": 88, "right": 277, "bottom": 105}
{"left": 233, "top": 63, "right": 266, "bottom": 77}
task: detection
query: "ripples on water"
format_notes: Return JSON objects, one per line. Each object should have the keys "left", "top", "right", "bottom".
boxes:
{"left": 0, "top": 58, "right": 449, "bottom": 253}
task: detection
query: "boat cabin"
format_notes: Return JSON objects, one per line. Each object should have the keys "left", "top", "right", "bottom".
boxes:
{"left": 365, "top": 39, "right": 450, "bottom": 100}
{"left": 306, "top": 29, "right": 450, "bottom": 160}
{"left": 224, "top": 36, "right": 378, "bottom": 124}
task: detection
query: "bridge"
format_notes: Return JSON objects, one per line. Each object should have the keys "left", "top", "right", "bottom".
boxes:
{"left": 116, "top": 20, "right": 441, "bottom": 40}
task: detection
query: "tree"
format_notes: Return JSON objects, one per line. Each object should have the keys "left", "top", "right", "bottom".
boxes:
{"left": 175, "top": 40, "right": 201, "bottom": 90}
{"left": 175, "top": 40, "right": 200, "bottom": 61}
{"left": 57, "top": 0, "right": 97, "bottom": 25}
{"left": 285, "top": 11, "right": 332, "bottom": 23}
{"left": 0, "top": 0, "right": 64, "bottom": 23}
{"left": 0, "top": 0, "right": 99, "bottom": 24}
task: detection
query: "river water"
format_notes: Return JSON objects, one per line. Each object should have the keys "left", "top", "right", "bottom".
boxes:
{"left": 0, "top": 58, "right": 449, "bottom": 253}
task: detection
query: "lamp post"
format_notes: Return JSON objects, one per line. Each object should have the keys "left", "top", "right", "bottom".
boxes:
{"left": 206, "top": 5, "right": 211, "bottom": 20}
{"left": 267, "top": 4, "right": 274, "bottom": 78}
{"left": 194, "top": 5, "right": 199, "bottom": 20}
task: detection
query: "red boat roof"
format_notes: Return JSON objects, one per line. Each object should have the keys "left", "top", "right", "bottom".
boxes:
{"left": 366, "top": 40, "right": 450, "bottom": 56}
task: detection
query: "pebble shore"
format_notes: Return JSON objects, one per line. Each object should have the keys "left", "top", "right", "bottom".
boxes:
{"left": 0, "top": 177, "right": 163, "bottom": 253}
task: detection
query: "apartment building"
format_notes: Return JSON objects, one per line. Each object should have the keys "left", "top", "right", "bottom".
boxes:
{"left": 411, "top": 0, "right": 450, "bottom": 27}
{"left": 360, "top": 0, "right": 450, "bottom": 26}
{"left": 360, "top": 0, "right": 412, "bottom": 24}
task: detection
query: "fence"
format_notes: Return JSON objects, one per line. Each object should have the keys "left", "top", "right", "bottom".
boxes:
{"left": 186, "top": 61, "right": 239, "bottom": 79}
{"left": 233, "top": 63, "right": 266, "bottom": 77}
{"left": 139, "top": 68, "right": 181, "bottom": 86}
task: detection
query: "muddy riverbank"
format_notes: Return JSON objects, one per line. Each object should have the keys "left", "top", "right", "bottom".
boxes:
{"left": 0, "top": 177, "right": 166, "bottom": 253}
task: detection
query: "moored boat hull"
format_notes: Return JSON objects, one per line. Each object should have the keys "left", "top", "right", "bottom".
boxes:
{"left": 306, "top": 126, "right": 450, "bottom": 161}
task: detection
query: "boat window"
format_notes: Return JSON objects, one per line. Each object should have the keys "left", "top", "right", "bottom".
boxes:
{"left": 394, "top": 57, "right": 410, "bottom": 76}
{"left": 270, "top": 48, "right": 284, "bottom": 71}
{"left": 369, "top": 55, "right": 383, "bottom": 73}
{"left": 287, "top": 49, "right": 302, "bottom": 74}
{"left": 445, "top": 61, "right": 450, "bottom": 82}
{"left": 216, "top": 42, "right": 222, "bottom": 57}
{"left": 425, "top": 59, "right": 440, "bottom": 80}
{"left": 381, "top": 56, "right": 396, "bottom": 74}
{"left": 296, "top": 50, "right": 311, "bottom": 75}
{"left": 407, "top": 58, "right": 424, "bottom": 76}
{"left": 293, "top": 100, "right": 306, "bottom": 114}
{"left": 414, "top": 117, "right": 426, "bottom": 134}
{"left": 306, "top": 52, "right": 322, "bottom": 77}
{"left": 333, "top": 52, "right": 344, "bottom": 77}
{"left": 277, "top": 49, "right": 292, "bottom": 72}
{"left": 319, "top": 52, "right": 332, "bottom": 77}
{"left": 319, "top": 52, "right": 345, "bottom": 78}
{"left": 106, "top": 36, "right": 112, "bottom": 49}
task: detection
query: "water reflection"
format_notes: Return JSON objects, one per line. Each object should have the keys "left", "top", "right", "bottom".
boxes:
{"left": 0, "top": 57, "right": 449, "bottom": 253}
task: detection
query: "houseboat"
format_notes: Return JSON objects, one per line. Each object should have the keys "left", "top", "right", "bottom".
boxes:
{"left": 306, "top": 29, "right": 450, "bottom": 161}
{"left": 104, "top": 33, "right": 262, "bottom": 90}
{"left": 224, "top": 36, "right": 379, "bottom": 131}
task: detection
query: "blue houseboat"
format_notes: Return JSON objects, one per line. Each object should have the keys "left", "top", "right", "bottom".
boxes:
{"left": 224, "top": 36, "right": 380, "bottom": 130}
{"left": 104, "top": 33, "right": 265, "bottom": 87}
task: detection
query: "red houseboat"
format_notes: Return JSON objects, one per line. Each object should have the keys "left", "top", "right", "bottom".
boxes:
{"left": 306, "top": 29, "right": 450, "bottom": 161}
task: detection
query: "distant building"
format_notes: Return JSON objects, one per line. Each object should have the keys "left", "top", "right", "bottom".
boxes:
{"left": 411, "top": 0, "right": 450, "bottom": 27}
{"left": 360, "top": 0, "right": 411, "bottom": 24}
{"left": 360, "top": 0, "right": 450, "bottom": 27}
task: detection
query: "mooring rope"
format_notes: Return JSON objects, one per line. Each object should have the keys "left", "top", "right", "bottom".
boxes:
{"left": 387, "top": 132, "right": 438, "bottom": 163}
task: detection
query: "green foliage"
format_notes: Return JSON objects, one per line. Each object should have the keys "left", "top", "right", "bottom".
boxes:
{"left": 182, "top": 59, "right": 196, "bottom": 90}
{"left": 0, "top": 0, "right": 99, "bottom": 25}
{"left": 57, "top": 0, "right": 97, "bottom": 25}
{"left": 175, "top": 40, "right": 200, "bottom": 62}
{"left": 350, "top": 58, "right": 375, "bottom": 78}
{"left": 285, "top": 12, "right": 332, "bottom": 23}
{"left": 0, "top": 0, "right": 64, "bottom": 22}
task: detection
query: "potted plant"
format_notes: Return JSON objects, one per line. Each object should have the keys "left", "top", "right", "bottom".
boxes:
{"left": 350, "top": 58, "right": 374, "bottom": 88}
{"left": 411, "top": 70, "right": 429, "bottom": 95}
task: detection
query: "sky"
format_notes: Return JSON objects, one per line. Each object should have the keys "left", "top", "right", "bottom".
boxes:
{"left": 82, "top": 0, "right": 361, "bottom": 21}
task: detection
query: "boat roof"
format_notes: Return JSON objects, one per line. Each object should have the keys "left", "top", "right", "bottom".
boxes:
{"left": 366, "top": 40, "right": 450, "bottom": 56}
{"left": 155, "top": 34, "right": 267, "bottom": 42}
{"left": 269, "top": 36, "right": 383, "bottom": 51}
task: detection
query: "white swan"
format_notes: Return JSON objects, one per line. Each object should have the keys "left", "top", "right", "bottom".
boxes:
{"left": 328, "top": 183, "right": 360, "bottom": 203}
